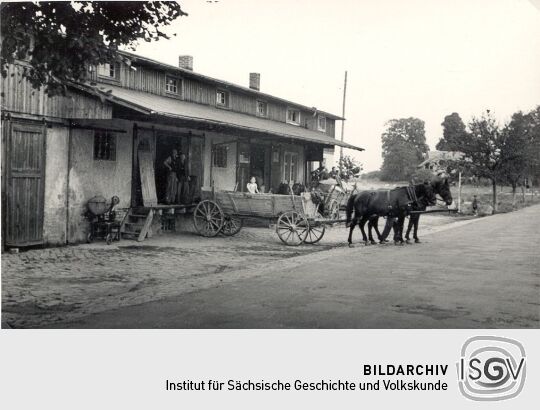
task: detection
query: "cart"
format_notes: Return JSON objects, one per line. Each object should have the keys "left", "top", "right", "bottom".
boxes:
{"left": 192, "top": 186, "right": 346, "bottom": 246}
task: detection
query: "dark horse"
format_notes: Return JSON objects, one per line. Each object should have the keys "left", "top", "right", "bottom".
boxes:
{"left": 345, "top": 179, "right": 453, "bottom": 247}
{"left": 370, "top": 178, "right": 454, "bottom": 244}
{"left": 404, "top": 178, "right": 454, "bottom": 243}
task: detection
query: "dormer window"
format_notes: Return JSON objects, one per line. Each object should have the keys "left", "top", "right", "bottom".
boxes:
{"left": 256, "top": 100, "right": 267, "bottom": 117}
{"left": 286, "top": 108, "right": 300, "bottom": 125}
{"left": 97, "top": 63, "right": 117, "bottom": 79}
{"left": 165, "top": 76, "right": 179, "bottom": 94}
{"left": 216, "top": 90, "right": 229, "bottom": 107}
{"left": 317, "top": 115, "right": 327, "bottom": 132}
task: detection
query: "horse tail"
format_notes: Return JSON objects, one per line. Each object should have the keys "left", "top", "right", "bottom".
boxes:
{"left": 346, "top": 194, "right": 356, "bottom": 224}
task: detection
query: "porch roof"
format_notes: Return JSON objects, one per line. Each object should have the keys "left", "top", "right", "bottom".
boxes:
{"left": 97, "top": 85, "right": 364, "bottom": 151}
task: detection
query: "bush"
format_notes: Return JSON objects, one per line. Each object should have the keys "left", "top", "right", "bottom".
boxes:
{"left": 362, "top": 170, "right": 382, "bottom": 180}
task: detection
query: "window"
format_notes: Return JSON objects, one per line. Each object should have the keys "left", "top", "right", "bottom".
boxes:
{"left": 94, "top": 131, "right": 116, "bottom": 161}
{"left": 165, "top": 76, "right": 179, "bottom": 94}
{"left": 286, "top": 108, "right": 300, "bottom": 125}
{"left": 317, "top": 115, "right": 327, "bottom": 132}
{"left": 216, "top": 90, "right": 229, "bottom": 107}
{"left": 283, "top": 151, "right": 299, "bottom": 184}
{"left": 256, "top": 100, "right": 267, "bottom": 117}
{"left": 213, "top": 145, "right": 227, "bottom": 168}
{"left": 97, "top": 63, "right": 116, "bottom": 79}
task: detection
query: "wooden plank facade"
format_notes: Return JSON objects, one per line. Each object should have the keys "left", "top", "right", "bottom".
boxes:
{"left": 87, "top": 53, "right": 338, "bottom": 138}
{"left": 1, "top": 53, "right": 344, "bottom": 248}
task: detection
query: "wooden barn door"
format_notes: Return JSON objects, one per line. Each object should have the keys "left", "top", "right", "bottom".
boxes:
{"left": 4, "top": 121, "right": 46, "bottom": 246}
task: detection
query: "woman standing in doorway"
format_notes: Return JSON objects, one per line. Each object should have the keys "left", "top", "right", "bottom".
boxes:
{"left": 176, "top": 152, "right": 191, "bottom": 204}
{"left": 163, "top": 149, "right": 179, "bottom": 204}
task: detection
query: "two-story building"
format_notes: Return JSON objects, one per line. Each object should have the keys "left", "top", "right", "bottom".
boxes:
{"left": 1, "top": 51, "right": 362, "bottom": 247}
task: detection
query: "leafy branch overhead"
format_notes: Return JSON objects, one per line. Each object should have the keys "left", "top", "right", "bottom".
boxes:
{"left": 1, "top": 1, "right": 187, "bottom": 96}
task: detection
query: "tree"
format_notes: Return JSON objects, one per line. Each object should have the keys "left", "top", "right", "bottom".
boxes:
{"left": 380, "top": 117, "right": 429, "bottom": 181}
{"left": 459, "top": 112, "right": 505, "bottom": 213}
{"left": 524, "top": 106, "right": 540, "bottom": 188}
{"left": 1, "top": 1, "right": 187, "bottom": 96}
{"left": 436, "top": 112, "right": 468, "bottom": 151}
{"left": 338, "top": 155, "right": 362, "bottom": 181}
{"left": 499, "top": 111, "right": 532, "bottom": 207}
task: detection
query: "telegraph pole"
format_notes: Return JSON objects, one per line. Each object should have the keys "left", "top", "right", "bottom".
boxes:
{"left": 339, "top": 70, "right": 348, "bottom": 170}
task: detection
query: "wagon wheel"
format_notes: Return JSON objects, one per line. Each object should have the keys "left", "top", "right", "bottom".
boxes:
{"left": 221, "top": 214, "right": 243, "bottom": 236}
{"left": 193, "top": 200, "right": 224, "bottom": 237}
{"left": 328, "top": 199, "right": 340, "bottom": 220}
{"left": 276, "top": 211, "right": 309, "bottom": 246}
{"left": 304, "top": 223, "right": 326, "bottom": 244}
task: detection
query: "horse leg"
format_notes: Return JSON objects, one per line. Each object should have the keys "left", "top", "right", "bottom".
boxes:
{"left": 368, "top": 217, "right": 378, "bottom": 244}
{"left": 414, "top": 215, "right": 421, "bottom": 243}
{"left": 405, "top": 215, "right": 414, "bottom": 243}
{"left": 359, "top": 217, "right": 369, "bottom": 245}
{"left": 347, "top": 220, "right": 356, "bottom": 247}
{"left": 374, "top": 219, "right": 383, "bottom": 242}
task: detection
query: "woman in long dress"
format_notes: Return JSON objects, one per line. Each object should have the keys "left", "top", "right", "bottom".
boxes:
{"left": 176, "top": 152, "right": 191, "bottom": 204}
{"left": 163, "top": 149, "right": 179, "bottom": 204}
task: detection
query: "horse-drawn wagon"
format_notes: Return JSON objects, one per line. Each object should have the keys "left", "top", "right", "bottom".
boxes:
{"left": 192, "top": 185, "right": 347, "bottom": 245}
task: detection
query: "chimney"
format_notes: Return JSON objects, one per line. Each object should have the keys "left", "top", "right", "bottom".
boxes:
{"left": 178, "top": 55, "right": 193, "bottom": 71}
{"left": 249, "top": 72, "right": 260, "bottom": 91}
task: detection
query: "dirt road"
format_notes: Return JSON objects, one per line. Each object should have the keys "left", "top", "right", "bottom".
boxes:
{"left": 51, "top": 205, "right": 540, "bottom": 328}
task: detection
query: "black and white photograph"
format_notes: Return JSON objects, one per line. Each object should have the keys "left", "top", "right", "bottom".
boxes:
{"left": 0, "top": 0, "right": 538, "bottom": 332}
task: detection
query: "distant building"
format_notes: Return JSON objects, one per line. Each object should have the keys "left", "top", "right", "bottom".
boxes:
{"left": 418, "top": 150, "right": 465, "bottom": 177}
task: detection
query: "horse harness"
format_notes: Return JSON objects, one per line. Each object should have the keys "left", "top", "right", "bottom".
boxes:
{"left": 384, "top": 186, "right": 420, "bottom": 215}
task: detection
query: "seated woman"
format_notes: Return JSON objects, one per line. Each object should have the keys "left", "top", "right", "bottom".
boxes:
{"left": 246, "top": 176, "right": 260, "bottom": 194}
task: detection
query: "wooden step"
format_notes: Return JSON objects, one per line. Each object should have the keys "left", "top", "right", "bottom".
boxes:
{"left": 120, "top": 208, "right": 154, "bottom": 242}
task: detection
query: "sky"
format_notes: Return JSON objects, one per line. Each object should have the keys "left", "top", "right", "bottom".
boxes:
{"left": 132, "top": 0, "right": 540, "bottom": 171}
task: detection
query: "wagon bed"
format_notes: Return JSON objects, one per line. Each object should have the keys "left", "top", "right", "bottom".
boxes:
{"left": 193, "top": 188, "right": 346, "bottom": 245}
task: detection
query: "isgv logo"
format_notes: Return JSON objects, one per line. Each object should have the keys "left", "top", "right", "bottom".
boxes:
{"left": 457, "top": 336, "right": 526, "bottom": 401}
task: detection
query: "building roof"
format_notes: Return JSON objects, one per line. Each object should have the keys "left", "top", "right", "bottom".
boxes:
{"left": 97, "top": 84, "right": 363, "bottom": 151}
{"left": 418, "top": 150, "right": 466, "bottom": 168}
{"left": 118, "top": 50, "right": 344, "bottom": 120}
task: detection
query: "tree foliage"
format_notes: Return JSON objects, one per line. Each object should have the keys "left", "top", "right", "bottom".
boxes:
{"left": 1, "top": 1, "right": 187, "bottom": 95}
{"left": 380, "top": 117, "right": 429, "bottom": 181}
{"left": 499, "top": 111, "right": 532, "bottom": 197}
{"left": 436, "top": 112, "right": 468, "bottom": 151}
{"left": 338, "top": 155, "right": 362, "bottom": 181}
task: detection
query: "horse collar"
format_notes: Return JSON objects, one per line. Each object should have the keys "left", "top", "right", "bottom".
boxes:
{"left": 407, "top": 186, "right": 419, "bottom": 205}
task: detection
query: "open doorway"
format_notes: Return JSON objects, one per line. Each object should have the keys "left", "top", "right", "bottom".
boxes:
{"left": 249, "top": 144, "right": 271, "bottom": 193}
{"left": 155, "top": 133, "right": 188, "bottom": 204}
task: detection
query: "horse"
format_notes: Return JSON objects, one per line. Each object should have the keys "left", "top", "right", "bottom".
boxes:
{"left": 364, "top": 178, "right": 454, "bottom": 245}
{"left": 345, "top": 182, "right": 436, "bottom": 247}
{"left": 404, "top": 178, "right": 454, "bottom": 243}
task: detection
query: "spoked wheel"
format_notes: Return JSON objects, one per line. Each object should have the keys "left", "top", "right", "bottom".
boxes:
{"left": 221, "top": 214, "right": 243, "bottom": 236}
{"left": 304, "top": 223, "right": 326, "bottom": 244}
{"left": 328, "top": 200, "right": 340, "bottom": 220}
{"left": 276, "top": 211, "right": 309, "bottom": 246}
{"left": 193, "top": 200, "right": 224, "bottom": 237}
